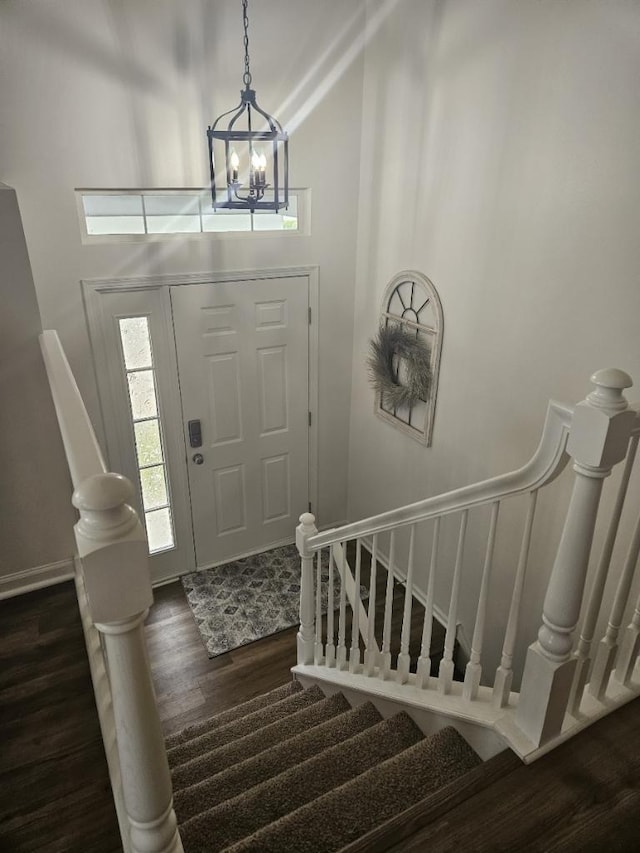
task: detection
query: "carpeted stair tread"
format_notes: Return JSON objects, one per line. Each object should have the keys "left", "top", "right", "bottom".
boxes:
{"left": 174, "top": 700, "right": 382, "bottom": 822}
{"left": 168, "top": 684, "right": 324, "bottom": 769}
{"left": 171, "top": 690, "right": 349, "bottom": 792}
{"left": 166, "top": 681, "right": 301, "bottom": 749}
{"left": 225, "top": 725, "right": 482, "bottom": 853}
{"left": 178, "top": 711, "right": 423, "bottom": 853}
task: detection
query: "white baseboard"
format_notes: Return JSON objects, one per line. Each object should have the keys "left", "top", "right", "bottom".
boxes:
{"left": 0, "top": 558, "right": 75, "bottom": 600}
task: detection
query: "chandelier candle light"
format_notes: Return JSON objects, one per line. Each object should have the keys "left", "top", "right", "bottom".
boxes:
{"left": 207, "top": 0, "right": 289, "bottom": 212}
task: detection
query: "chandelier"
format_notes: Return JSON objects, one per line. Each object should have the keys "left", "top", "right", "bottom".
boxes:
{"left": 206, "top": 0, "right": 289, "bottom": 212}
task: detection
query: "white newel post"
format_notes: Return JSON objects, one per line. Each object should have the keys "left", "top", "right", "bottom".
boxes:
{"left": 296, "top": 512, "right": 318, "bottom": 665}
{"left": 516, "top": 369, "right": 635, "bottom": 748}
{"left": 73, "top": 473, "right": 183, "bottom": 853}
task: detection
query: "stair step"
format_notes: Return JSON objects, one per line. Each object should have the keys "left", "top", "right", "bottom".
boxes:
{"left": 171, "top": 689, "right": 349, "bottom": 792}
{"left": 174, "top": 700, "right": 382, "bottom": 822}
{"left": 168, "top": 683, "right": 324, "bottom": 769}
{"left": 178, "top": 710, "right": 424, "bottom": 853}
{"left": 224, "top": 726, "right": 482, "bottom": 853}
{"left": 339, "top": 748, "right": 520, "bottom": 853}
{"left": 166, "top": 680, "right": 301, "bottom": 749}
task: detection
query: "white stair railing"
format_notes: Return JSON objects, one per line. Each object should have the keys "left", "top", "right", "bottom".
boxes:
{"left": 40, "top": 330, "right": 183, "bottom": 853}
{"left": 416, "top": 516, "right": 439, "bottom": 689}
{"left": 439, "top": 511, "right": 467, "bottom": 694}
{"left": 587, "top": 505, "right": 640, "bottom": 699}
{"left": 493, "top": 490, "right": 538, "bottom": 709}
{"left": 296, "top": 512, "right": 317, "bottom": 666}
{"left": 615, "top": 587, "right": 640, "bottom": 686}
{"left": 296, "top": 397, "right": 573, "bottom": 697}
{"left": 516, "top": 369, "right": 637, "bottom": 747}
{"left": 296, "top": 369, "right": 640, "bottom": 761}
{"left": 463, "top": 501, "right": 499, "bottom": 701}
{"left": 568, "top": 433, "right": 640, "bottom": 713}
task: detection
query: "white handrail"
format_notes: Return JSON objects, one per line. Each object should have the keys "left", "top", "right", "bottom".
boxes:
{"left": 569, "top": 432, "right": 640, "bottom": 712}
{"left": 40, "top": 329, "right": 106, "bottom": 486}
{"left": 39, "top": 329, "right": 183, "bottom": 853}
{"left": 308, "top": 400, "right": 572, "bottom": 550}
{"left": 295, "top": 371, "right": 640, "bottom": 763}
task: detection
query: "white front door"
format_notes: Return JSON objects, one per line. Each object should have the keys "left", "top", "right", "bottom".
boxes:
{"left": 171, "top": 276, "right": 309, "bottom": 568}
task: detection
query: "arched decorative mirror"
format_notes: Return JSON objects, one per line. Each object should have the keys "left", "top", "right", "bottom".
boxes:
{"left": 371, "top": 270, "right": 443, "bottom": 446}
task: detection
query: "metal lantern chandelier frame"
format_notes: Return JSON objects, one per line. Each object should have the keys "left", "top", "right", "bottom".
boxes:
{"left": 207, "top": 0, "right": 289, "bottom": 212}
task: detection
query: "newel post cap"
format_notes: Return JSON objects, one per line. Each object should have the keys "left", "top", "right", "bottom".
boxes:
{"left": 73, "top": 472, "right": 140, "bottom": 547}
{"left": 72, "top": 472, "right": 135, "bottom": 512}
{"left": 73, "top": 472, "right": 153, "bottom": 624}
{"left": 587, "top": 368, "right": 633, "bottom": 413}
{"left": 567, "top": 368, "right": 635, "bottom": 469}
{"left": 296, "top": 512, "right": 318, "bottom": 557}
{"left": 298, "top": 512, "right": 316, "bottom": 530}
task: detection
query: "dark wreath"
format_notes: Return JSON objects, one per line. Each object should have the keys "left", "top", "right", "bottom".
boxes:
{"left": 368, "top": 323, "right": 431, "bottom": 409}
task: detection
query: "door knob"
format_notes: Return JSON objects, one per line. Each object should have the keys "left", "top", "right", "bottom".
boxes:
{"left": 192, "top": 453, "right": 204, "bottom": 465}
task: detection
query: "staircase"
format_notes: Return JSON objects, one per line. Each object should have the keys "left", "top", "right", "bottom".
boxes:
{"left": 40, "top": 330, "right": 640, "bottom": 853}
{"left": 166, "top": 681, "right": 481, "bottom": 853}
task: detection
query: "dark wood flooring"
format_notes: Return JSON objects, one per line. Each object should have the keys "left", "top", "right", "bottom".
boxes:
{"left": 147, "top": 580, "right": 300, "bottom": 736}
{"left": 2, "top": 576, "right": 640, "bottom": 852}
{"left": 0, "top": 583, "right": 122, "bottom": 853}
{"left": 149, "top": 547, "right": 444, "bottom": 736}
{"left": 383, "top": 695, "right": 640, "bottom": 853}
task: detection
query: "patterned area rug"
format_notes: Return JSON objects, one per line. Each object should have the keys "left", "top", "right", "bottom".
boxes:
{"left": 181, "top": 543, "right": 368, "bottom": 658}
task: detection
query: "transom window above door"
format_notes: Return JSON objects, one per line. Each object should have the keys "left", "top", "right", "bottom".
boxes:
{"left": 76, "top": 188, "right": 308, "bottom": 242}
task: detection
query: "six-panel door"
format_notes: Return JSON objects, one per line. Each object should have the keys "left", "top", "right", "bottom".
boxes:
{"left": 171, "top": 277, "right": 309, "bottom": 568}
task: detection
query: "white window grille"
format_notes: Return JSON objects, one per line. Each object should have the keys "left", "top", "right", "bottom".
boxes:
{"left": 118, "top": 316, "right": 175, "bottom": 554}
{"left": 77, "top": 189, "right": 306, "bottom": 241}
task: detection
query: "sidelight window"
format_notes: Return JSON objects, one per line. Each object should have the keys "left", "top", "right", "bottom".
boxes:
{"left": 118, "top": 316, "right": 175, "bottom": 554}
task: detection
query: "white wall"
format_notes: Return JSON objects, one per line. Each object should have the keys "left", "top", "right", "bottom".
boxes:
{"left": 350, "top": 0, "right": 640, "bottom": 679}
{"left": 3, "top": 0, "right": 639, "bottom": 656}
{"left": 0, "top": 185, "right": 76, "bottom": 581}
{"left": 0, "top": 0, "right": 366, "bottom": 530}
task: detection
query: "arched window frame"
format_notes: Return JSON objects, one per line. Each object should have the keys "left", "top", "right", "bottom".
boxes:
{"left": 376, "top": 270, "right": 443, "bottom": 446}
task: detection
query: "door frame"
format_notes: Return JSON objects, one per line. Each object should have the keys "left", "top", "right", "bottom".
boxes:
{"left": 83, "top": 266, "right": 319, "bottom": 584}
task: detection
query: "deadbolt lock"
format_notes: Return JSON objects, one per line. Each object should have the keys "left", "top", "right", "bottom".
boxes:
{"left": 192, "top": 453, "right": 204, "bottom": 465}
{"left": 188, "top": 419, "right": 202, "bottom": 448}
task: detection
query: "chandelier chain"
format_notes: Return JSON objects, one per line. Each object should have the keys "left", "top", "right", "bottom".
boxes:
{"left": 207, "top": 0, "right": 288, "bottom": 212}
{"left": 242, "top": 0, "right": 251, "bottom": 88}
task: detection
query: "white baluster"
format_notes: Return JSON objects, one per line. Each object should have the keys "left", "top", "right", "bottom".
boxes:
{"left": 589, "top": 507, "right": 640, "bottom": 699}
{"left": 397, "top": 525, "right": 417, "bottom": 684}
{"left": 314, "top": 550, "right": 324, "bottom": 664}
{"left": 379, "top": 530, "right": 396, "bottom": 680}
{"left": 336, "top": 543, "right": 348, "bottom": 670}
{"left": 349, "top": 539, "right": 362, "bottom": 672}
{"left": 568, "top": 435, "right": 639, "bottom": 713}
{"left": 615, "top": 590, "right": 640, "bottom": 686}
{"left": 516, "top": 369, "right": 635, "bottom": 747}
{"left": 439, "top": 511, "right": 468, "bottom": 694}
{"left": 364, "top": 534, "right": 378, "bottom": 676}
{"left": 416, "top": 517, "right": 440, "bottom": 689}
{"left": 464, "top": 501, "right": 500, "bottom": 702}
{"left": 326, "top": 548, "right": 336, "bottom": 667}
{"left": 296, "top": 512, "right": 318, "bottom": 666}
{"left": 73, "top": 473, "right": 183, "bottom": 853}
{"left": 493, "top": 491, "right": 538, "bottom": 708}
